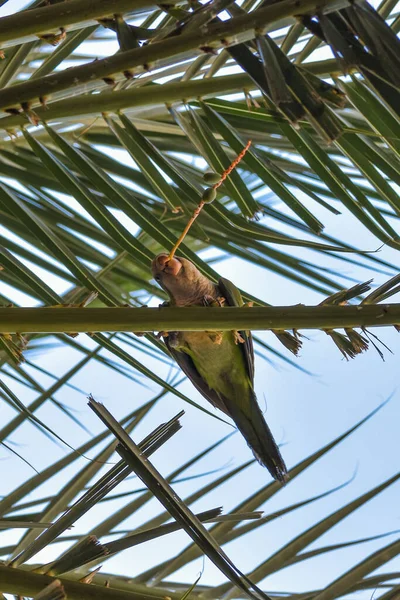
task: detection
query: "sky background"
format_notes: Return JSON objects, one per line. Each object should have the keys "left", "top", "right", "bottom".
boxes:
{"left": 0, "top": 0, "right": 399, "bottom": 596}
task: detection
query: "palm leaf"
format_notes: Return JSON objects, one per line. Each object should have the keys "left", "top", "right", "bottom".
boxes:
{"left": 0, "top": 0, "right": 399, "bottom": 598}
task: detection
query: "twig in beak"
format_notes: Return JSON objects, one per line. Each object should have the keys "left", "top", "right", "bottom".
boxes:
{"left": 167, "top": 140, "right": 252, "bottom": 261}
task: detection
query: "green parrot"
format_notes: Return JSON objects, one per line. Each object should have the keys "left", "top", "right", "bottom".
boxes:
{"left": 152, "top": 253, "right": 288, "bottom": 483}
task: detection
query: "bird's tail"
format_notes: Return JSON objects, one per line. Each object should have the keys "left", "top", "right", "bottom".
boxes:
{"left": 228, "top": 392, "right": 288, "bottom": 483}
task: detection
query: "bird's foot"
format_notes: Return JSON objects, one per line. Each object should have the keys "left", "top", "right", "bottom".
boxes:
{"left": 233, "top": 331, "right": 246, "bottom": 344}
{"left": 207, "top": 331, "right": 223, "bottom": 344}
{"left": 242, "top": 301, "right": 254, "bottom": 308}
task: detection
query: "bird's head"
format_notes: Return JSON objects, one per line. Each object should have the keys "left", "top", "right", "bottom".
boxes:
{"left": 151, "top": 254, "right": 208, "bottom": 305}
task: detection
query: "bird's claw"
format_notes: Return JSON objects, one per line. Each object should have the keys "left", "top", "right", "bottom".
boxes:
{"left": 217, "top": 296, "right": 226, "bottom": 306}
{"left": 233, "top": 331, "right": 246, "bottom": 344}
{"left": 207, "top": 331, "right": 223, "bottom": 344}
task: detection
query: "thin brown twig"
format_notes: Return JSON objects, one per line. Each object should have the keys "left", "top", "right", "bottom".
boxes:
{"left": 168, "top": 201, "right": 205, "bottom": 261}
{"left": 168, "top": 140, "right": 252, "bottom": 261}
{"left": 213, "top": 140, "right": 252, "bottom": 190}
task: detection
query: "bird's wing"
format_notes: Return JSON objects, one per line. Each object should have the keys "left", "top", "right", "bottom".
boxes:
{"left": 218, "top": 277, "right": 255, "bottom": 382}
{"left": 165, "top": 337, "right": 228, "bottom": 415}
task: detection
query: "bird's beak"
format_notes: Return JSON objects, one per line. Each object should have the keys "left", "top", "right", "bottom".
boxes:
{"left": 153, "top": 254, "right": 182, "bottom": 277}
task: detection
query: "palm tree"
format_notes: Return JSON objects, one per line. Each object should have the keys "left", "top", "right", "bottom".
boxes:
{"left": 0, "top": 0, "right": 399, "bottom": 597}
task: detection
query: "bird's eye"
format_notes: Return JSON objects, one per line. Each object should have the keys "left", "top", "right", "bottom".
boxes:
{"left": 155, "top": 275, "right": 161, "bottom": 282}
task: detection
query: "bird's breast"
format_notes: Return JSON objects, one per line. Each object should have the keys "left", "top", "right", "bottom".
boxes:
{"left": 177, "top": 330, "right": 248, "bottom": 396}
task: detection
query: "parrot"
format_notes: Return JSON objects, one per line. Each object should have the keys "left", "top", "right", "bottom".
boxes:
{"left": 152, "top": 253, "right": 288, "bottom": 483}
